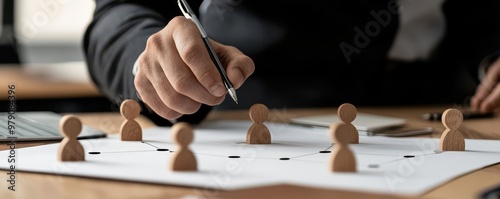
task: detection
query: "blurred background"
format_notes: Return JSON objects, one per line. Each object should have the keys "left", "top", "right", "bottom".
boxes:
{"left": 13, "top": 0, "right": 93, "bottom": 64}
{"left": 0, "top": 0, "right": 113, "bottom": 113}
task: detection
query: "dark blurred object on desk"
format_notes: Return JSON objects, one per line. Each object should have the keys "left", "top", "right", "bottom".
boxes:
{"left": 422, "top": 111, "right": 495, "bottom": 121}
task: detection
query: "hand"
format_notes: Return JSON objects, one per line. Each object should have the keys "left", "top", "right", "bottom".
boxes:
{"left": 470, "top": 56, "right": 500, "bottom": 113}
{"left": 134, "top": 16, "right": 254, "bottom": 120}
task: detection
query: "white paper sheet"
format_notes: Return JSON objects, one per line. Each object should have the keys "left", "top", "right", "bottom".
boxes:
{"left": 1, "top": 120, "right": 499, "bottom": 196}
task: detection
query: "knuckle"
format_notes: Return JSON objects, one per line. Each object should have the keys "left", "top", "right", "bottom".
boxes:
{"left": 134, "top": 76, "right": 147, "bottom": 90}
{"left": 142, "top": 37, "right": 163, "bottom": 66}
{"left": 137, "top": 53, "right": 152, "bottom": 69}
{"left": 146, "top": 34, "right": 161, "bottom": 49}
{"left": 137, "top": 56, "right": 147, "bottom": 68}
{"left": 162, "top": 92, "right": 183, "bottom": 109}
{"left": 197, "top": 68, "right": 218, "bottom": 85}
{"left": 134, "top": 72, "right": 152, "bottom": 95}
{"left": 171, "top": 74, "right": 196, "bottom": 92}
{"left": 168, "top": 16, "right": 185, "bottom": 27}
{"left": 179, "top": 40, "right": 204, "bottom": 65}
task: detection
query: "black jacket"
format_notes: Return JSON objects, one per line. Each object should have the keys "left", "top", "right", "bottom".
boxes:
{"left": 83, "top": 0, "right": 500, "bottom": 126}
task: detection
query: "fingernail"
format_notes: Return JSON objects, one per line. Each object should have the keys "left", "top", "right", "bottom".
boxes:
{"left": 210, "top": 84, "right": 226, "bottom": 96}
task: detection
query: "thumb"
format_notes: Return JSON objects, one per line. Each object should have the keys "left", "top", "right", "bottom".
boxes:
{"left": 212, "top": 40, "right": 255, "bottom": 89}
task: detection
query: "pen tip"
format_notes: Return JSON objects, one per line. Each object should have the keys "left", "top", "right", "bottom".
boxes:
{"left": 228, "top": 88, "right": 238, "bottom": 104}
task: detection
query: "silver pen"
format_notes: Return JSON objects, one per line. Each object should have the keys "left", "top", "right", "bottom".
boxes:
{"left": 177, "top": 0, "right": 238, "bottom": 104}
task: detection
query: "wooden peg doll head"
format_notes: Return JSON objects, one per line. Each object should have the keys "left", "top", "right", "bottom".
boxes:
{"left": 249, "top": 103, "right": 269, "bottom": 124}
{"left": 59, "top": 115, "right": 82, "bottom": 139}
{"left": 338, "top": 103, "right": 357, "bottom": 124}
{"left": 121, "top": 99, "right": 141, "bottom": 120}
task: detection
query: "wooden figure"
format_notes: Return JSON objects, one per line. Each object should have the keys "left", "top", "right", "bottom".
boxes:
{"left": 439, "top": 108, "right": 465, "bottom": 151}
{"left": 169, "top": 122, "right": 197, "bottom": 171}
{"left": 57, "top": 115, "right": 85, "bottom": 162}
{"left": 120, "top": 99, "right": 142, "bottom": 141}
{"left": 329, "top": 121, "right": 356, "bottom": 172}
{"left": 246, "top": 103, "right": 271, "bottom": 144}
{"left": 337, "top": 103, "right": 359, "bottom": 144}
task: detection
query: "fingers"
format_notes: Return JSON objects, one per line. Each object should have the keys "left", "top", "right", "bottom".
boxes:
{"left": 135, "top": 39, "right": 202, "bottom": 120}
{"left": 170, "top": 17, "right": 227, "bottom": 97}
{"left": 163, "top": 18, "right": 226, "bottom": 106}
{"left": 471, "top": 76, "right": 495, "bottom": 111}
{"left": 478, "top": 85, "right": 500, "bottom": 112}
{"left": 134, "top": 16, "right": 254, "bottom": 120}
{"left": 134, "top": 66, "right": 182, "bottom": 120}
{"left": 471, "top": 58, "right": 500, "bottom": 112}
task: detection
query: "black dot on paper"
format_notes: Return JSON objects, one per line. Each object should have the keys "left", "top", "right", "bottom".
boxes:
{"left": 279, "top": 157, "right": 290, "bottom": 160}
{"left": 403, "top": 155, "right": 415, "bottom": 158}
{"left": 228, "top": 156, "right": 240, "bottom": 158}
{"left": 368, "top": 164, "right": 379, "bottom": 168}
{"left": 319, "top": 151, "right": 331, "bottom": 153}
{"left": 88, "top": 152, "right": 101, "bottom": 155}
{"left": 156, "top": 149, "right": 169, "bottom": 152}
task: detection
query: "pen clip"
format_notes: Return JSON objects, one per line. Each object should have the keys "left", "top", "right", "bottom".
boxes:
{"left": 177, "top": 0, "right": 208, "bottom": 37}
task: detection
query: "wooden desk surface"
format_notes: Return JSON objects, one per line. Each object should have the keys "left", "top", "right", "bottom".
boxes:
{"left": 1, "top": 105, "right": 499, "bottom": 199}
{"left": 0, "top": 65, "right": 100, "bottom": 100}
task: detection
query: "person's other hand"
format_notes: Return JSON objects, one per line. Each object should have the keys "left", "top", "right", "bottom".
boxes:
{"left": 134, "top": 16, "right": 254, "bottom": 120}
{"left": 471, "top": 57, "right": 500, "bottom": 113}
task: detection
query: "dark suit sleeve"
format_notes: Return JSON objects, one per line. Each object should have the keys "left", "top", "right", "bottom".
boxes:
{"left": 442, "top": 0, "right": 500, "bottom": 82}
{"left": 83, "top": 0, "right": 211, "bottom": 126}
